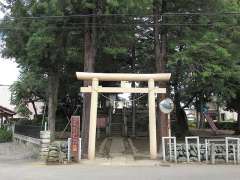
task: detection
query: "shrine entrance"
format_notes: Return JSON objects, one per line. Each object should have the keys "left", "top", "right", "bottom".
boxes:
{"left": 76, "top": 72, "right": 171, "bottom": 160}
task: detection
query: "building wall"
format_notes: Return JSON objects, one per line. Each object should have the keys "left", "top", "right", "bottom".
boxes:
{"left": 185, "top": 106, "right": 238, "bottom": 122}
{"left": 0, "top": 85, "right": 15, "bottom": 112}
{"left": 219, "top": 107, "right": 238, "bottom": 121}
{"left": 0, "top": 85, "right": 44, "bottom": 119}
{"left": 26, "top": 101, "right": 45, "bottom": 119}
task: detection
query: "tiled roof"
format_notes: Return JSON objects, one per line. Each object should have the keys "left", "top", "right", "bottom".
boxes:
{"left": 0, "top": 105, "right": 16, "bottom": 116}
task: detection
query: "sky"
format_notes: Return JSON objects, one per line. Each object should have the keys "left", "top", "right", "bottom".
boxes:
{"left": 0, "top": 11, "right": 20, "bottom": 85}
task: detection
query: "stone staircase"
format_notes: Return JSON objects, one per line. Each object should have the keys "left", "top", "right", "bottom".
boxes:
{"left": 111, "top": 113, "right": 122, "bottom": 136}
{"left": 110, "top": 109, "right": 149, "bottom": 137}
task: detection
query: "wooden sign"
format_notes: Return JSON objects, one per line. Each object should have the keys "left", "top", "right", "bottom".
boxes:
{"left": 71, "top": 116, "right": 80, "bottom": 162}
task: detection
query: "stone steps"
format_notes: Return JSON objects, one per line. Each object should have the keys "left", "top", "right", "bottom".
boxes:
{"left": 111, "top": 114, "right": 123, "bottom": 136}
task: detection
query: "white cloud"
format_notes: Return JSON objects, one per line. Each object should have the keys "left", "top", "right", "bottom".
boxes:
{"left": 0, "top": 8, "right": 20, "bottom": 85}
{"left": 0, "top": 10, "right": 4, "bottom": 18}
{"left": 0, "top": 58, "right": 19, "bottom": 85}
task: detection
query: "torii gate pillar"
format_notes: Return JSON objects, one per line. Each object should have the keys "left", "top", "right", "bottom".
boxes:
{"left": 148, "top": 79, "right": 157, "bottom": 159}
{"left": 88, "top": 78, "right": 99, "bottom": 160}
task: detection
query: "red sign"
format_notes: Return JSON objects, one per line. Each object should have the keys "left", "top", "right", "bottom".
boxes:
{"left": 97, "top": 115, "right": 108, "bottom": 128}
{"left": 71, "top": 116, "right": 80, "bottom": 162}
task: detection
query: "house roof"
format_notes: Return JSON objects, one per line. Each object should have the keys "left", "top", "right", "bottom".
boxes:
{"left": 0, "top": 105, "right": 16, "bottom": 116}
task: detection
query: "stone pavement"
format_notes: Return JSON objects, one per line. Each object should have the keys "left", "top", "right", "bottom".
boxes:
{"left": 109, "top": 137, "right": 125, "bottom": 155}
{"left": 80, "top": 158, "right": 163, "bottom": 166}
{"left": 108, "top": 137, "right": 135, "bottom": 164}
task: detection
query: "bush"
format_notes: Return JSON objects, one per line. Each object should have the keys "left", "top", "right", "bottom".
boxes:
{"left": 188, "top": 121, "right": 197, "bottom": 128}
{"left": 0, "top": 128, "right": 12, "bottom": 142}
{"left": 204, "top": 121, "right": 237, "bottom": 130}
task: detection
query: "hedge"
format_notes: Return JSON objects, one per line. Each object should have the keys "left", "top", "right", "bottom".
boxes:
{"left": 0, "top": 128, "right": 12, "bottom": 142}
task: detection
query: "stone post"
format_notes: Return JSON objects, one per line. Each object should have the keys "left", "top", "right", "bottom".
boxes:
{"left": 40, "top": 131, "right": 51, "bottom": 160}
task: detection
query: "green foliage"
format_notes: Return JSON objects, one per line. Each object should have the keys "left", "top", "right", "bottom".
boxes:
{"left": 1, "top": 0, "right": 240, "bottom": 133}
{"left": 10, "top": 71, "right": 47, "bottom": 117}
{"left": 205, "top": 121, "right": 238, "bottom": 130}
{"left": 168, "top": 0, "right": 240, "bottom": 114}
{"left": 0, "top": 128, "right": 12, "bottom": 143}
{"left": 188, "top": 121, "right": 197, "bottom": 128}
{"left": 104, "top": 47, "right": 127, "bottom": 57}
{"left": 16, "top": 105, "right": 32, "bottom": 118}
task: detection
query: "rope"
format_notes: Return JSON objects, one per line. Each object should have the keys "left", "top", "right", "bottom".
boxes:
{"left": 59, "top": 105, "right": 81, "bottom": 138}
{"left": 100, "top": 93, "right": 147, "bottom": 103}
{"left": 58, "top": 88, "right": 153, "bottom": 136}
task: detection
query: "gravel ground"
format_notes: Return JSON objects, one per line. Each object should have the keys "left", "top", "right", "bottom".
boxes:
{"left": 0, "top": 142, "right": 39, "bottom": 163}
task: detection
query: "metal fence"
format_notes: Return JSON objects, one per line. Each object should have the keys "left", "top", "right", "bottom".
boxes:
{"left": 15, "top": 124, "right": 41, "bottom": 139}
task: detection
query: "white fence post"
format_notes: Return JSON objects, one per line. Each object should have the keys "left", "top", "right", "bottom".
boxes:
{"left": 44, "top": 122, "right": 47, "bottom": 131}
{"left": 173, "top": 137, "right": 177, "bottom": 163}
{"left": 79, "top": 138, "right": 82, "bottom": 161}
{"left": 225, "top": 137, "right": 240, "bottom": 164}
{"left": 226, "top": 137, "right": 229, "bottom": 163}
{"left": 67, "top": 138, "right": 71, "bottom": 162}
{"left": 162, "top": 138, "right": 166, "bottom": 162}
{"left": 205, "top": 139, "right": 208, "bottom": 162}
{"left": 67, "top": 138, "right": 82, "bottom": 162}
{"left": 185, "top": 138, "right": 189, "bottom": 163}
{"left": 232, "top": 144, "right": 236, "bottom": 164}
{"left": 185, "top": 136, "right": 200, "bottom": 163}
{"left": 162, "top": 137, "right": 177, "bottom": 162}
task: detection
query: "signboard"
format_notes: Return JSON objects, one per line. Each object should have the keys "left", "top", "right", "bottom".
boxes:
{"left": 71, "top": 116, "right": 80, "bottom": 162}
{"left": 159, "top": 98, "right": 174, "bottom": 137}
{"left": 97, "top": 115, "right": 108, "bottom": 128}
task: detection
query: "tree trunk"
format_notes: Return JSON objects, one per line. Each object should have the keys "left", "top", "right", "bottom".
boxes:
{"left": 175, "top": 102, "right": 189, "bottom": 136}
{"left": 199, "top": 96, "right": 204, "bottom": 129}
{"left": 237, "top": 111, "right": 240, "bottom": 132}
{"left": 153, "top": 0, "right": 168, "bottom": 148}
{"left": 47, "top": 72, "right": 59, "bottom": 142}
{"left": 131, "top": 46, "right": 136, "bottom": 137}
{"left": 81, "top": 14, "right": 97, "bottom": 159}
{"left": 195, "top": 100, "right": 201, "bottom": 129}
{"left": 172, "top": 59, "right": 189, "bottom": 136}
{"left": 0, "top": 116, "right": 3, "bottom": 128}
{"left": 196, "top": 111, "right": 200, "bottom": 128}
{"left": 174, "top": 91, "right": 189, "bottom": 136}
{"left": 31, "top": 100, "right": 38, "bottom": 118}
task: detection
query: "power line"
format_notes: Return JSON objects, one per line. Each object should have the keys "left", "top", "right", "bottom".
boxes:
{"left": 159, "top": 12, "right": 240, "bottom": 16}
{"left": 0, "top": 12, "right": 240, "bottom": 21}
{"left": 1, "top": 20, "right": 236, "bottom": 27}
{"left": 0, "top": 23, "right": 239, "bottom": 31}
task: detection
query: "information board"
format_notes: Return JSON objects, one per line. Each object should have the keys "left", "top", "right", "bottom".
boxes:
{"left": 71, "top": 116, "right": 80, "bottom": 162}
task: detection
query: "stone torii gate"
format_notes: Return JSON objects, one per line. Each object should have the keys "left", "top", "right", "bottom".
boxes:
{"left": 76, "top": 72, "right": 171, "bottom": 160}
